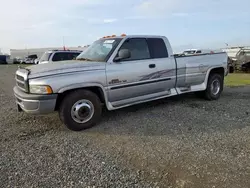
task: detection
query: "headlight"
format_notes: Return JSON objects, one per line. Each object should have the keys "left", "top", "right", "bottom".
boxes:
{"left": 29, "top": 85, "right": 53, "bottom": 94}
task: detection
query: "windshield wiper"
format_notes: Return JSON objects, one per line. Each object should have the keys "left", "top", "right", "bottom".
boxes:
{"left": 77, "top": 58, "right": 93, "bottom": 61}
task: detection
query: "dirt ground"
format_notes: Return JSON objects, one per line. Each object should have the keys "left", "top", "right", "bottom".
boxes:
{"left": 0, "top": 65, "right": 250, "bottom": 188}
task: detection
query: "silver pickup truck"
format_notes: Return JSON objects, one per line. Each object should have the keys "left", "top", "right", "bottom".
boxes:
{"left": 14, "top": 35, "right": 228, "bottom": 131}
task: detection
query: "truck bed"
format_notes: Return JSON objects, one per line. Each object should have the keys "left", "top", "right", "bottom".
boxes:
{"left": 174, "top": 52, "right": 228, "bottom": 92}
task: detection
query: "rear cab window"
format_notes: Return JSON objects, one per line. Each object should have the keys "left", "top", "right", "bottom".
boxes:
{"left": 147, "top": 38, "right": 168, "bottom": 58}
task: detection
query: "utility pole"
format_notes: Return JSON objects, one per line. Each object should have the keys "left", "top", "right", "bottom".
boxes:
{"left": 63, "top": 36, "right": 65, "bottom": 50}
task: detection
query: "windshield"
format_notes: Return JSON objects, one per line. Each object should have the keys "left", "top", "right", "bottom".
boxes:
{"left": 39, "top": 52, "right": 52, "bottom": 62}
{"left": 76, "top": 38, "right": 122, "bottom": 62}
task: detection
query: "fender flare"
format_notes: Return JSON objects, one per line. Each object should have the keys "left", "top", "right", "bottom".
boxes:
{"left": 204, "top": 66, "right": 225, "bottom": 88}
{"left": 57, "top": 83, "right": 109, "bottom": 107}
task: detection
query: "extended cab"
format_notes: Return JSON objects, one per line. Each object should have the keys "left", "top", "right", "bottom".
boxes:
{"left": 13, "top": 35, "right": 228, "bottom": 131}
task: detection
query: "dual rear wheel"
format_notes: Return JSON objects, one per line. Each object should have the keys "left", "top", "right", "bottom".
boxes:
{"left": 195, "top": 73, "right": 224, "bottom": 100}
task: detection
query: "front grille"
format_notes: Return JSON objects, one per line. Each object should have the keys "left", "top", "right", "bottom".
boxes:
{"left": 15, "top": 69, "right": 29, "bottom": 92}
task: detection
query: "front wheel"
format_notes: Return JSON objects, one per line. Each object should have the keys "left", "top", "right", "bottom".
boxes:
{"left": 59, "top": 90, "right": 102, "bottom": 131}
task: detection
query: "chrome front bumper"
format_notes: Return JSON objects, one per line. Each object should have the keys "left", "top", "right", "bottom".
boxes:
{"left": 13, "top": 86, "right": 58, "bottom": 114}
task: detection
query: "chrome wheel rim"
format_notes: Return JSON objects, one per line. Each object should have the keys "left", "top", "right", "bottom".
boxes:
{"left": 71, "top": 99, "right": 94, "bottom": 123}
{"left": 211, "top": 79, "right": 220, "bottom": 95}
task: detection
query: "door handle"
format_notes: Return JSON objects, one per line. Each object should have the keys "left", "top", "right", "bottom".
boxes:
{"left": 149, "top": 64, "right": 156, "bottom": 68}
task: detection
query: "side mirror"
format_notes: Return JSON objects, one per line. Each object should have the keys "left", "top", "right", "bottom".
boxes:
{"left": 114, "top": 49, "right": 131, "bottom": 62}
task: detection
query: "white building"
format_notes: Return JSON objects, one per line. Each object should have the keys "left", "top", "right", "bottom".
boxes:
{"left": 10, "top": 46, "right": 88, "bottom": 59}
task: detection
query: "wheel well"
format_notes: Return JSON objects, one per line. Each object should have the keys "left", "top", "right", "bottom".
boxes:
{"left": 209, "top": 67, "right": 225, "bottom": 78}
{"left": 229, "top": 66, "right": 234, "bottom": 73}
{"left": 54, "top": 87, "right": 106, "bottom": 111}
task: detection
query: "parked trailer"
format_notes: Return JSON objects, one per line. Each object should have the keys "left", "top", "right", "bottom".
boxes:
{"left": 222, "top": 46, "right": 250, "bottom": 73}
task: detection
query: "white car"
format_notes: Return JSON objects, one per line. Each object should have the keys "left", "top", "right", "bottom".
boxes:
{"left": 21, "top": 54, "right": 38, "bottom": 64}
{"left": 24, "top": 58, "right": 33, "bottom": 64}
{"left": 34, "top": 58, "right": 40, "bottom": 64}
{"left": 39, "top": 50, "right": 82, "bottom": 64}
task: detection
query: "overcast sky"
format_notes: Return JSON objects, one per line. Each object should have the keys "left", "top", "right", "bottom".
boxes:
{"left": 0, "top": 0, "right": 250, "bottom": 53}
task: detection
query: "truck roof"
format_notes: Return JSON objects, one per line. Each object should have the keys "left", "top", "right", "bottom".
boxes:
{"left": 100, "top": 35, "right": 166, "bottom": 39}
{"left": 46, "top": 50, "right": 82, "bottom": 53}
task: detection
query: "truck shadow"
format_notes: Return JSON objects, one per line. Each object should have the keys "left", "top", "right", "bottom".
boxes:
{"left": 8, "top": 86, "right": 249, "bottom": 139}
{"left": 87, "top": 89, "right": 250, "bottom": 136}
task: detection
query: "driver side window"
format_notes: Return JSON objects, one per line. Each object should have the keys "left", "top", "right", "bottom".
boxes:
{"left": 119, "top": 38, "right": 150, "bottom": 61}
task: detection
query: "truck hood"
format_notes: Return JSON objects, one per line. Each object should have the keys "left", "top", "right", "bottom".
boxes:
{"left": 26, "top": 60, "right": 106, "bottom": 78}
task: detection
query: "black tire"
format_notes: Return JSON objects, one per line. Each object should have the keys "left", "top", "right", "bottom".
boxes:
{"left": 229, "top": 66, "right": 234, "bottom": 73}
{"left": 195, "top": 73, "right": 223, "bottom": 100}
{"left": 204, "top": 73, "right": 223, "bottom": 100}
{"left": 59, "top": 89, "right": 102, "bottom": 131}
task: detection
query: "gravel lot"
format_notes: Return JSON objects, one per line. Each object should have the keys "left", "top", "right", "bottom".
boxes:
{"left": 0, "top": 65, "right": 250, "bottom": 188}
